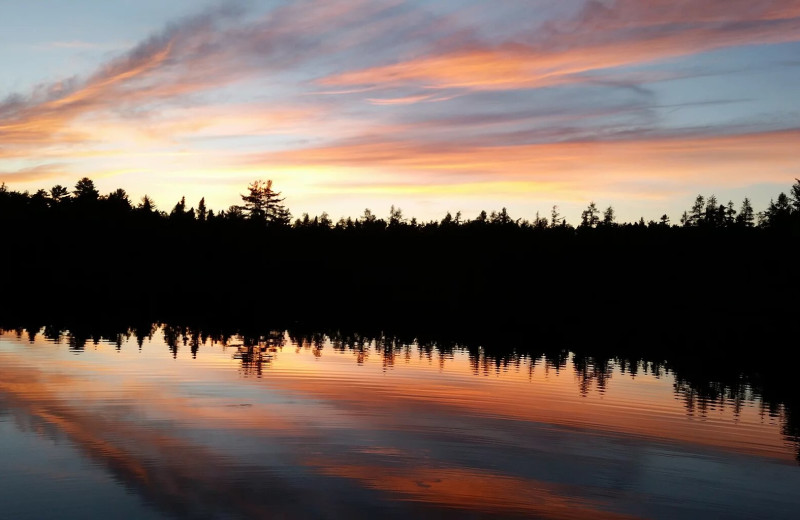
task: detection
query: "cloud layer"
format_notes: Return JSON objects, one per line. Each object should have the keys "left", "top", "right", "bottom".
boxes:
{"left": 1, "top": 0, "right": 799, "bottom": 222}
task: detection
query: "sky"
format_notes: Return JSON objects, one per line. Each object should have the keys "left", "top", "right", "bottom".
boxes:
{"left": 1, "top": 0, "right": 799, "bottom": 224}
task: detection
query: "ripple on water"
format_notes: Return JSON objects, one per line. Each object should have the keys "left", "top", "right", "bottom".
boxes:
{"left": 0, "top": 327, "right": 798, "bottom": 519}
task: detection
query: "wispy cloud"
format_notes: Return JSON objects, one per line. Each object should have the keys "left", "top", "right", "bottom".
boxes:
{"left": 319, "top": 0, "right": 800, "bottom": 92}
{"left": 0, "top": 1, "right": 417, "bottom": 165}
{"left": 0, "top": 163, "right": 67, "bottom": 184}
{"left": 243, "top": 129, "right": 800, "bottom": 203}
{"left": 0, "top": 0, "right": 797, "bottom": 218}
{"left": 368, "top": 94, "right": 438, "bottom": 106}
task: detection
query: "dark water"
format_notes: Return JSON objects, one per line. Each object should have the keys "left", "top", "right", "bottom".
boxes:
{"left": 1, "top": 327, "right": 798, "bottom": 520}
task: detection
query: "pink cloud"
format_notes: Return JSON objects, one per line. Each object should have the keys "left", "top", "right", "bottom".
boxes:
{"left": 0, "top": 163, "right": 68, "bottom": 184}
{"left": 244, "top": 129, "right": 800, "bottom": 199}
{"left": 319, "top": 0, "right": 800, "bottom": 91}
{"left": 367, "top": 94, "right": 437, "bottom": 105}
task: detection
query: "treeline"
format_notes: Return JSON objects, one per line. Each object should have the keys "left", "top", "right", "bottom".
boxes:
{"left": 1, "top": 177, "right": 798, "bottom": 332}
{"left": 3, "top": 177, "right": 800, "bottom": 232}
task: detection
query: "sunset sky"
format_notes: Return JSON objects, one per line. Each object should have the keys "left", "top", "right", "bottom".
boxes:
{"left": 1, "top": 0, "right": 798, "bottom": 224}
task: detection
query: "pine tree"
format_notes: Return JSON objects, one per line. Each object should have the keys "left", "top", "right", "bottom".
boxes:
{"left": 49, "top": 185, "right": 70, "bottom": 205}
{"left": 724, "top": 201, "right": 736, "bottom": 227}
{"left": 704, "top": 195, "right": 718, "bottom": 227}
{"left": 689, "top": 195, "right": 705, "bottom": 227}
{"left": 790, "top": 179, "right": 800, "bottom": 213}
{"left": 763, "top": 193, "right": 791, "bottom": 228}
{"left": 197, "top": 197, "right": 207, "bottom": 222}
{"left": 736, "top": 198, "right": 754, "bottom": 227}
{"left": 170, "top": 196, "right": 187, "bottom": 219}
{"left": 240, "top": 180, "right": 290, "bottom": 225}
{"left": 138, "top": 195, "right": 155, "bottom": 213}
{"left": 579, "top": 201, "right": 600, "bottom": 228}
{"left": 73, "top": 177, "right": 99, "bottom": 202}
{"left": 601, "top": 206, "right": 615, "bottom": 227}
{"left": 550, "top": 205, "right": 562, "bottom": 228}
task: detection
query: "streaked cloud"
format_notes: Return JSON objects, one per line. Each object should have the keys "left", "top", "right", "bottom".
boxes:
{"left": 251, "top": 129, "right": 800, "bottom": 184}
{"left": 0, "top": 163, "right": 67, "bottom": 184}
{"left": 0, "top": 0, "right": 798, "bottom": 220}
{"left": 368, "top": 94, "right": 440, "bottom": 105}
{"left": 320, "top": 0, "right": 800, "bottom": 92}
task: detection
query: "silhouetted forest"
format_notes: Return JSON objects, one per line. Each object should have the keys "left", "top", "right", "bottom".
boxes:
{"left": 2, "top": 177, "right": 798, "bottom": 331}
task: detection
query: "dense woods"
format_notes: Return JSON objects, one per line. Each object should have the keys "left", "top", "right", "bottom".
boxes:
{"left": 1, "top": 177, "right": 798, "bottom": 334}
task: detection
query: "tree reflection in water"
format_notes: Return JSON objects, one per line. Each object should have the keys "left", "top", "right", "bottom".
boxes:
{"left": 1, "top": 321, "right": 798, "bottom": 463}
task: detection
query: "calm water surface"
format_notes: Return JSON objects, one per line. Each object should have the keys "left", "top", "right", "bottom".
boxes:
{"left": 0, "top": 327, "right": 798, "bottom": 519}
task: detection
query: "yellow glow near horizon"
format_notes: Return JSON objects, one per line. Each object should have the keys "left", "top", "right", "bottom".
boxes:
{"left": 2, "top": 1, "right": 799, "bottom": 223}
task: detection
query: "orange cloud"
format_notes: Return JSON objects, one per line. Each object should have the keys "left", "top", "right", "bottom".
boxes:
{"left": 0, "top": 5, "right": 254, "bottom": 165}
{"left": 0, "top": 163, "right": 68, "bottom": 183}
{"left": 367, "top": 94, "right": 437, "bottom": 105}
{"left": 0, "top": 2, "right": 387, "bottom": 187}
{"left": 247, "top": 129, "right": 800, "bottom": 199}
{"left": 1, "top": 0, "right": 797, "bottom": 216}
{"left": 320, "top": 1, "right": 800, "bottom": 91}
{"left": 0, "top": 40, "right": 173, "bottom": 154}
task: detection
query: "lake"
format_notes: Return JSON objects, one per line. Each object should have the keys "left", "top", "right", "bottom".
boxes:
{"left": 1, "top": 325, "right": 798, "bottom": 519}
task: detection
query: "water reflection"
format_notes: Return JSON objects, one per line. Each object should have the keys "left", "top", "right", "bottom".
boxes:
{"left": 1, "top": 325, "right": 799, "bottom": 519}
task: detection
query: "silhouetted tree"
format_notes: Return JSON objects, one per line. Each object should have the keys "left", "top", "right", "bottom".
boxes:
{"left": 724, "top": 201, "right": 737, "bottom": 227}
{"left": 490, "top": 207, "right": 513, "bottom": 226}
{"left": 601, "top": 206, "right": 616, "bottom": 227}
{"left": 361, "top": 208, "right": 376, "bottom": 222}
{"left": 763, "top": 193, "right": 791, "bottom": 228}
{"left": 550, "top": 205, "right": 563, "bottom": 228}
{"left": 106, "top": 188, "right": 131, "bottom": 212}
{"left": 737, "top": 198, "right": 754, "bottom": 228}
{"left": 225, "top": 205, "right": 245, "bottom": 221}
{"left": 790, "top": 179, "right": 800, "bottom": 213}
{"left": 688, "top": 195, "right": 704, "bottom": 227}
{"left": 170, "top": 196, "right": 187, "bottom": 220}
{"left": 359, "top": 208, "right": 385, "bottom": 231}
{"left": 533, "top": 211, "right": 548, "bottom": 230}
{"left": 138, "top": 195, "right": 156, "bottom": 213}
{"left": 73, "top": 177, "right": 99, "bottom": 202}
{"left": 49, "top": 185, "right": 70, "bottom": 205}
{"left": 388, "top": 205, "right": 404, "bottom": 227}
{"left": 579, "top": 202, "right": 600, "bottom": 228}
{"left": 240, "top": 180, "right": 290, "bottom": 225}
{"left": 319, "top": 211, "right": 332, "bottom": 228}
{"left": 704, "top": 195, "right": 719, "bottom": 228}
{"left": 440, "top": 211, "right": 455, "bottom": 228}
{"left": 30, "top": 189, "right": 49, "bottom": 210}
{"left": 197, "top": 197, "right": 207, "bottom": 222}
